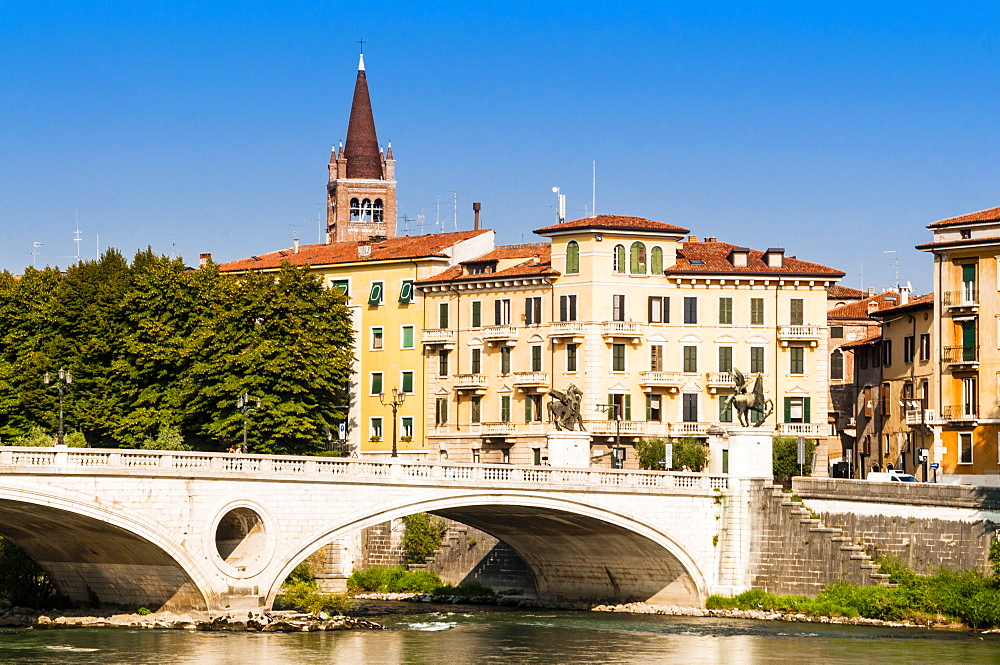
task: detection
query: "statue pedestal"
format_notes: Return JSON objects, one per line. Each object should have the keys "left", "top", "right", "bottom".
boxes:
{"left": 546, "top": 431, "right": 591, "bottom": 468}
{"left": 725, "top": 427, "right": 774, "bottom": 478}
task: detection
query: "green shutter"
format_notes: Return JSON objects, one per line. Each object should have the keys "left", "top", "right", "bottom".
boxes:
{"left": 646, "top": 395, "right": 652, "bottom": 421}
{"left": 624, "top": 394, "right": 631, "bottom": 420}
{"left": 368, "top": 282, "right": 383, "bottom": 305}
{"left": 439, "top": 303, "right": 449, "bottom": 328}
{"left": 719, "top": 396, "right": 732, "bottom": 423}
{"left": 402, "top": 326, "right": 414, "bottom": 348}
{"left": 398, "top": 280, "right": 413, "bottom": 303}
{"left": 402, "top": 372, "right": 413, "bottom": 393}
{"left": 567, "top": 241, "right": 580, "bottom": 274}
{"left": 525, "top": 395, "right": 533, "bottom": 422}
{"left": 803, "top": 397, "right": 811, "bottom": 423}
{"left": 608, "top": 394, "right": 614, "bottom": 420}
{"left": 560, "top": 295, "right": 568, "bottom": 321}
{"left": 372, "top": 373, "right": 382, "bottom": 395}
{"left": 472, "top": 301, "right": 481, "bottom": 327}
{"left": 963, "top": 264, "right": 976, "bottom": 282}
{"left": 783, "top": 397, "right": 792, "bottom": 423}
{"left": 615, "top": 245, "right": 625, "bottom": 273}
{"left": 650, "top": 246, "right": 663, "bottom": 274}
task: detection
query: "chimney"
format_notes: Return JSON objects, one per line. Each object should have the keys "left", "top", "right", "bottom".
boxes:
{"left": 706, "top": 236, "right": 717, "bottom": 242}
{"left": 199, "top": 252, "right": 212, "bottom": 268}
{"left": 688, "top": 235, "right": 698, "bottom": 242}
{"left": 899, "top": 284, "right": 910, "bottom": 305}
{"left": 294, "top": 238, "right": 300, "bottom": 254}
{"left": 473, "top": 202, "right": 481, "bottom": 231}
{"left": 867, "top": 300, "right": 879, "bottom": 315}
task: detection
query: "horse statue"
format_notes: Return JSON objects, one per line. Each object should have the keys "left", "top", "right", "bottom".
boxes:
{"left": 722, "top": 367, "right": 774, "bottom": 427}
{"left": 547, "top": 383, "right": 586, "bottom": 431}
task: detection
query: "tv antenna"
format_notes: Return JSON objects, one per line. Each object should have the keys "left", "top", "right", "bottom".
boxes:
{"left": 31, "top": 241, "right": 43, "bottom": 267}
{"left": 449, "top": 191, "right": 460, "bottom": 231}
{"left": 73, "top": 214, "right": 82, "bottom": 261}
{"left": 883, "top": 250, "right": 899, "bottom": 290}
{"left": 551, "top": 186, "right": 566, "bottom": 223}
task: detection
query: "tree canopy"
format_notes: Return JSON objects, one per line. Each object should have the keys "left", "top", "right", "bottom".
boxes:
{"left": 0, "top": 250, "right": 353, "bottom": 455}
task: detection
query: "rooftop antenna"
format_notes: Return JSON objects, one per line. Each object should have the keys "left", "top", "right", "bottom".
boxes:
{"left": 858, "top": 262, "right": 865, "bottom": 292}
{"left": 883, "top": 250, "right": 899, "bottom": 290}
{"left": 592, "top": 160, "right": 597, "bottom": 217}
{"left": 399, "top": 215, "right": 415, "bottom": 234}
{"left": 435, "top": 196, "right": 441, "bottom": 232}
{"left": 416, "top": 213, "right": 426, "bottom": 235}
{"left": 315, "top": 202, "right": 324, "bottom": 243}
{"left": 551, "top": 186, "right": 566, "bottom": 223}
{"left": 31, "top": 241, "right": 43, "bottom": 268}
{"left": 73, "top": 213, "right": 82, "bottom": 261}
{"left": 449, "top": 191, "right": 460, "bottom": 231}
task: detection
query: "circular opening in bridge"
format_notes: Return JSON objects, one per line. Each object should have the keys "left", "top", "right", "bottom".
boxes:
{"left": 215, "top": 507, "right": 267, "bottom": 570}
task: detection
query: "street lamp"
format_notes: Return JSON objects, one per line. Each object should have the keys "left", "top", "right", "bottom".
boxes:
{"left": 380, "top": 387, "right": 406, "bottom": 458}
{"left": 236, "top": 391, "right": 261, "bottom": 451}
{"left": 43, "top": 368, "right": 73, "bottom": 445}
{"left": 596, "top": 402, "right": 623, "bottom": 468}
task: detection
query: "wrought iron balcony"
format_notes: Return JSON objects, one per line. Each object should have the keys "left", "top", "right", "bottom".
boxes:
{"left": 942, "top": 345, "right": 978, "bottom": 367}
{"left": 942, "top": 289, "right": 979, "bottom": 311}
{"left": 940, "top": 405, "right": 977, "bottom": 422}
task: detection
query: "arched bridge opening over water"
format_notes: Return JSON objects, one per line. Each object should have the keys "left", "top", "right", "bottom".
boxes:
{"left": 0, "top": 447, "right": 757, "bottom": 612}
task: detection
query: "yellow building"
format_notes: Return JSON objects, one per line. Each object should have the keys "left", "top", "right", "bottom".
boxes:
{"left": 218, "top": 230, "right": 493, "bottom": 456}
{"left": 918, "top": 205, "right": 1000, "bottom": 483}
{"left": 417, "top": 215, "right": 844, "bottom": 470}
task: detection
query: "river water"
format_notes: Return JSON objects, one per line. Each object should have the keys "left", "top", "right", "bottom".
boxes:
{"left": 2, "top": 607, "right": 999, "bottom": 664}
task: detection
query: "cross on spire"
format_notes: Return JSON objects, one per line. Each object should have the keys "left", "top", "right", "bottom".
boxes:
{"left": 357, "top": 38, "right": 365, "bottom": 54}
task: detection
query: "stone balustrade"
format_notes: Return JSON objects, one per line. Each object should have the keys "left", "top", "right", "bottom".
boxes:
{"left": 0, "top": 446, "right": 728, "bottom": 491}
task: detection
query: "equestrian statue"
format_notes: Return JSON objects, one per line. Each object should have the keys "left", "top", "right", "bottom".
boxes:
{"left": 722, "top": 367, "right": 774, "bottom": 427}
{"left": 547, "top": 383, "right": 586, "bottom": 431}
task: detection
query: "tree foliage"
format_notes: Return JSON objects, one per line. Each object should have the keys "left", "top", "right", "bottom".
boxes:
{"left": 401, "top": 514, "right": 448, "bottom": 564}
{"left": 0, "top": 251, "right": 353, "bottom": 455}
{"left": 773, "top": 436, "right": 817, "bottom": 479}
{"left": 636, "top": 437, "right": 708, "bottom": 471}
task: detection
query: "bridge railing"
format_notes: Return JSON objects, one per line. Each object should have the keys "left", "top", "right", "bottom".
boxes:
{"left": 0, "top": 447, "right": 728, "bottom": 492}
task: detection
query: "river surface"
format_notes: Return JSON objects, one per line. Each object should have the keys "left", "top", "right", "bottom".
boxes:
{"left": 2, "top": 606, "right": 1000, "bottom": 664}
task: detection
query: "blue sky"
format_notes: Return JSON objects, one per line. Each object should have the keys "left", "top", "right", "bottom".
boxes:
{"left": 3, "top": 2, "right": 1000, "bottom": 292}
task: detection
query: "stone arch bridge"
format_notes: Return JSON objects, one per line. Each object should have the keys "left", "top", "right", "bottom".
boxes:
{"left": 0, "top": 447, "right": 761, "bottom": 612}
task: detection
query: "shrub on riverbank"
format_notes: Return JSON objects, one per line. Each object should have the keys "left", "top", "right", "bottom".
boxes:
{"left": 707, "top": 557, "right": 1000, "bottom": 628}
{"left": 347, "top": 566, "right": 496, "bottom": 598}
{"left": 274, "top": 562, "right": 353, "bottom": 616}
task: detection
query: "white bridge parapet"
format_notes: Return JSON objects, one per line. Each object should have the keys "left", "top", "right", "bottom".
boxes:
{"left": 0, "top": 447, "right": 728, "bottom": 493}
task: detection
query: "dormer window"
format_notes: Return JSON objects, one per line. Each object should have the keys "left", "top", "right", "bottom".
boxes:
{"left": 961, "top": 229, "right": 972, "bottom": 239}
{"left": 728, "top": 247, "right": 750, "bottom": 268}
{"left": 466, "top": 262, "right": 496, "bottom": 275}
{"left": 763, "top": 248, "right": 785, "bottom": 269}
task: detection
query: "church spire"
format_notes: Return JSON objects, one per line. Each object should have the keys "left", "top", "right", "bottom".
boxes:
{"left": 344, "top": 53, "right": 382, "bottom": 179}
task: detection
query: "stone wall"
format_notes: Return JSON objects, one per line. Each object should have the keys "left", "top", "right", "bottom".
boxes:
{"left": 792, "top": 478, "right": 999, "bottom": 576}
{"left": 747, "top": 482, "right": 890, "bottom": 597}
{"left": 360, "top": 520, "right": 406, "bottom": 569}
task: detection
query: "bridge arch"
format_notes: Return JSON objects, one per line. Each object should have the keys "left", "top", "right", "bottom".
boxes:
{"left": 0, "top": 485, "right": 213, "bottom": 611}
{"left": 269, "top": 491, "right": 708, "bottom": 608}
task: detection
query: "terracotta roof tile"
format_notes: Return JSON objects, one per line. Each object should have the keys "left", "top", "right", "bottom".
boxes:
{"left": 827, "top": 291, "right": 909, "bottom": 319}
{"left": 534, "top": 214, "right": 689, "bottom": 235}
{"left": 916, "top": 235, "right": 1000, "bottom": 251}
{"left": 665, "top": 241, "right": 843, "bottom": 277}
{"left": 217, "top": 230, "right": 489, "bottom": 272}
{"left": 460, "top": 244, "right": 550, "bottom": 264}
{"left": 827, "top": 285, "right": 867, "bottom": 300}
{"left": 928, "top": 205, "right": 1000, "bottom": 228}
{"left": 840, "top": 332, "right": 883, "bottom": 350}
{"left": 871, "top": 292, "right": 934, "bottom": 317}
{"left": 418, "top": 255, "right": 557, "bottom": 285}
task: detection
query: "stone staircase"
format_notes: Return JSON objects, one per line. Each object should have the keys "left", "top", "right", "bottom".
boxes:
{"left": 751, "top": 484, "right": 891, "bottom": 596}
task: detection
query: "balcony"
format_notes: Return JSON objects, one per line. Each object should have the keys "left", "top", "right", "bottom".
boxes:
{"left": 942, "top": 345, "right": 978, "bottom": 370}
{"left": 639, "top": 371, "right": 683, "bottom": 393}
{"left": 777, "top": 325, "right": 823, "bottom": 347}
{"left": 453, "top": 374, "right": 488, "bottom": 394}
{"left": 549, "top": 321, "right": 586, "bottom": 344}
{"left": 482, "top": 325, "right": 518, "bottom": 346}
{"left": 422, "top": 329, "right": 456, "bottom": 349}
{"left": 905, "top": 409, "right": 937, "bottom": 426}
{"left": 668, "top": 422, "right": 711, "bottom": 437}
{"left": 585, "top": 420, "right": 646, "bottom": 436}
{"left": 943, "top": 289, "right": 979, "bottom": 313}
{"left": 941, "top": 405, "right": 977, "bottom": 423}
{"left": 776, "top": 423, "right": 825, "bottom": 437}
{"left": 601, "top": 321, "right": 642, "bottom": 343}
{"left": 481, "top": 422, "right": 517, "bottom": 441}
{"left": 512, "top": 372, "right": 550, "bottom": 392}
{"left": 706, "top": 372, "right": 736, "bottom": 393}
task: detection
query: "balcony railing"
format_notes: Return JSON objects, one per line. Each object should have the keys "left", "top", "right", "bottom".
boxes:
{"left": 601, "top": 321, "right": 642, "bottom": 341}
{"left": 585, "top": 420, "right": 646, "bottom": 436}
{"left": 482, "top": 325, "right": 518, "bottom": 345}
{"left": 942, "top": 345, "right": 978, "bottom": 365}
{"left": 941, "top": 405, "right": 977, "bottom": 422}
{"left": 481, "top": 422, "right": 517, "bottom": 436}
{"left": 422, "top": 329, "right": 456, "bottom": 347}
{"left": 639, "top": 371, "right": 683, "bottom": 391}
{"left": 512, "top": 372, "right": 549, "bottom": 390}
{"left": 905, "top": 409, "right": 937, "bottom": 426}
{"left": 706, "top": 372, "right": 736, "bottom": 391}
{"left": 668, "top": 422, "right": 711, "bottom": 436}
{"left": 942, "top": 289, "right": 979, "bottom": 309}
{"left": 776, "top": 423, "right": 825, "bottom": 437}
{"left": 777, "top": 325, "right": 824, "bottom": 346}
{"left": 548, "top": 321, "right": 586, "bottom": 342}
{"left": 453, "top": 374, "right": 488, "bottom": 391}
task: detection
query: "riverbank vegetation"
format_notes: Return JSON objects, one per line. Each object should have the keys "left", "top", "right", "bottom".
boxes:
{"left": 0, "top": 251, "right": 353, "bottom": 455}
{"left": 348, "top": 566, "right": 495, "bottom": 598}
{"left": 707, "top": 555, "right": 1000, "bottom": 628}
{"left": 274, "top": 563, "right": 353, "bottom": 615}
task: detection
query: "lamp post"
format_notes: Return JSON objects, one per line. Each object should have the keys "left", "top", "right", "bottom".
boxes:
{"left": 596, "top": 402, "right": 622, "bottom": 468}
{"left": 380, "top": 387, "right": 406, "bottom": 458}
{"left": 43, "top": 368, "right": 72, "bottom": 445}
{"left": 236, "top": 391, "right": 261, "bottom": 451}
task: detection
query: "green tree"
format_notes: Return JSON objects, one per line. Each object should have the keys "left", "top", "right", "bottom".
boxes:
{"left": 141, "top": 425, "right": 191, "bottom": 451}
{"left": 401, "top": 513, "right": 448, "bottom": 564}
{"left": 0, "top": 538, "right": 64, "bottom": 608}
{"left": 773, "top": 436, "right": 816, "bottom": 479}
{"left": 636, "top": 437, "right": 708, "bottom": 471}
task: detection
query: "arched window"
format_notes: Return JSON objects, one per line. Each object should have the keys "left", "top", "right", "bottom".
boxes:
{"left": 566, "top": 240, "right": 580, "bottom": 274}
{"left": 350, "top": 198, "right": 361, "bottom": 221}
{"left": 630, "top": 242, "right": 647, "bottom": 274}
{"left": 613, "top": 245, "right": 625, "bottom": 273}
{"left": 831, "top": 349, "right": 844, "bottom": 380}
{"left": 361, "top": 198, "right": 373, "bottom": 222}
{"left": 373, "top": 198, "right": 384, "bottom": 223}
{"left": 650, "top": 246, "right": 663, "bottom": 274}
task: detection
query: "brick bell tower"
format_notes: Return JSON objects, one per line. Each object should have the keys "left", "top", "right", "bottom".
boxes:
{"left": 326, "top": 54, "right": 397, "bottom": 243}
